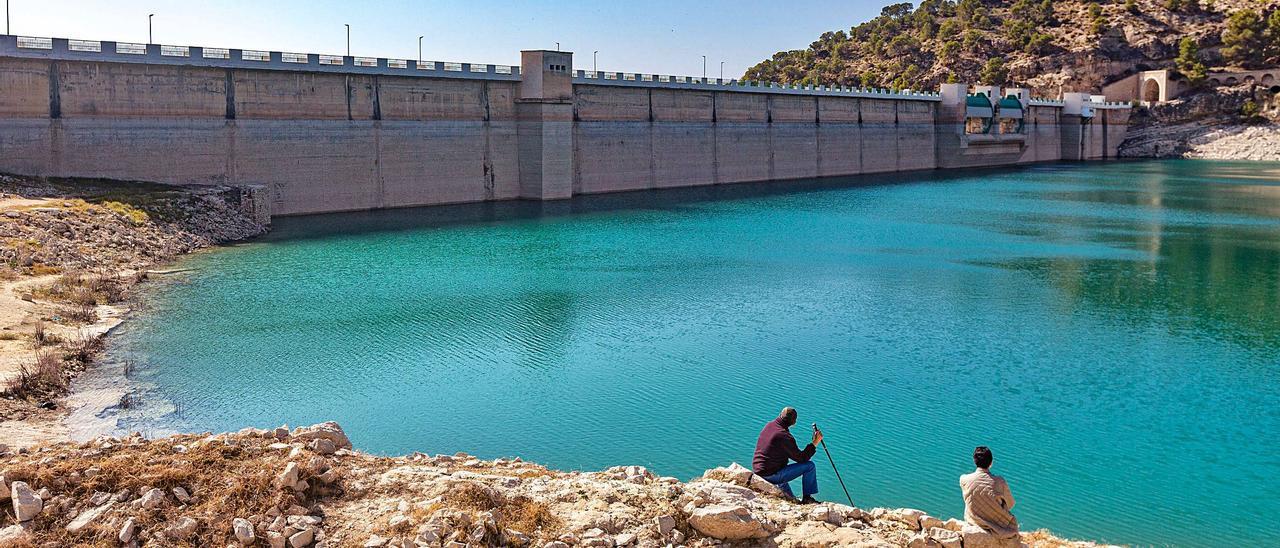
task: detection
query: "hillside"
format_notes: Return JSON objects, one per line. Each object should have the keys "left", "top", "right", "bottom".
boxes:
{"left": 744, "top": 0, "right": 1280, "bottom": 95}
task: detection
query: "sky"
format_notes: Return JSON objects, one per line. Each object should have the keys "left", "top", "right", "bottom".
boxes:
{"left": 3, "top": 0, "right": 888, "bottom": 78}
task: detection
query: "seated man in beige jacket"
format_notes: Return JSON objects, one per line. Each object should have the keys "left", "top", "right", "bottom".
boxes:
{"left": 959, "top": 446, "right": 1019, "bottom": 540}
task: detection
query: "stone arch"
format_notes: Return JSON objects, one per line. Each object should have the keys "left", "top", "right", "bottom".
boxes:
{"left": 1262, "top": 74, "right": 1275, "bottom": 86}
{"left": 1226, "top": 77, "right": 1238, "bottom": 86}
{"left": 1141, "top": 78, "right": 1161, "bottom": 102}
{"left": 1210, "top": 78, "right": 1222, "bottom": 86}
{"left": 1245, "top": 76, "right": 1256, "bottom": 85}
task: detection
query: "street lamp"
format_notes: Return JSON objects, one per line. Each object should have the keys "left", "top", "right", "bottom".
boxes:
{"left": 593, "top": 51, "right": 598, "bottom": 73}
{"left": 720, "top": 61, "right": 725, "bottom": 80}
{"left": 345, "top": 24, "right": 350, "bottom": 56}
{"left": 6, "top": 0, "right": 11, "bottom": 36}
{"left": 418, "top": 35, "right": 423, "bottom": 64}
{"left": 148, "top": 13, "right": 154, "bottom": 44}
{"left": 701, "top": 55, "right": 706, "bottom": 80}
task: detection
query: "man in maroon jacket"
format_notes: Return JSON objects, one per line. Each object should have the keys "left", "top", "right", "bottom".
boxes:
{"left": 752, "top": 407, "right": 822, "bottom": 503}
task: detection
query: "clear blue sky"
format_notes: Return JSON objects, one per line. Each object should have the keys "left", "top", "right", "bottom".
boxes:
{"left": 5, "top": 0, "right": 887, "bottom": 77}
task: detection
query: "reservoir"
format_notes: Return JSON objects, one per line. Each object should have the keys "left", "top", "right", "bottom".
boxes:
{"left": 90, "top": 159, "right": 1279, "bottom": 546}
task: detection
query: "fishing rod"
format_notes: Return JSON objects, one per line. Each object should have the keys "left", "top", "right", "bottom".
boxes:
{"left": 814, "top": 422, "right": 854, "bottom": 507}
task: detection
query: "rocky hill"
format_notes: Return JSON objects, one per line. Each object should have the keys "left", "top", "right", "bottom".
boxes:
{"left": 744, "top": 0, "right": 1280, "bottom": 95}
{"left": 0, "top": 421, "right": 1116, "bottom": 548}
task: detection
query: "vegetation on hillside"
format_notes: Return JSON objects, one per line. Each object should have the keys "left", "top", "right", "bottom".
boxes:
{"left": 744, "top": 0, "right": 1280, "bottom": 94}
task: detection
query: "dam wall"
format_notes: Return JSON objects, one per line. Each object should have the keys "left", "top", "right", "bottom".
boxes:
{"left": 0, "top": 36, "right": 1131, "bottom": 216}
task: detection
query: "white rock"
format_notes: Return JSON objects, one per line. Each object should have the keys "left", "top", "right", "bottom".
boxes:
{"left": 234, "top": 517, "right": 256, "bottom": 544}
{"left": 960, "top": 523, "right": 1019, "bottom": 548}
{"left": 119, "top": 517, "right": 138, "bottom": 542}
{"left": 268, "top": 531, "right": 287, "bottom": 548}
{"left": 888, "top": 508, "right": 925, "bottom": 530}
{"left": 167, "top": 516, "right": 199, "bottom": 539}
{"left": 615, "top": 532, "right": 637, "bottom": 546}
{"left": 277, "top": 462, "right": 301, "bottom": 490}
{"left": 363, "top": 534, "right": 388, "bottom": 547}
{"left": 11, "top": 481, "right": 43, "bottom": 522}
{"left": 289, "top": 527, "right": 315, "bottom": 547}
{"left": 928, "top": 527, "right": 963, "bottom": 548}
{"left": 0, "top": 524, "right": 30, "bottom": 544}
{"left": 291, "top": 421, "right": 352, "bottom": 449}
{"left": 140, "top": 487, "right": 166, "bottom": 509}
{"left": 544, "top": 542, "right": 571, "bottom": 548}
{"left": 66, "top": 500, "right": 115, "bottom": 533}
{"left": 687, "top": 504, "right": 769, "bottom": 540}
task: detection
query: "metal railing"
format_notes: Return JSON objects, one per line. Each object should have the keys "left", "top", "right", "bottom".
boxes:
{"left": 573, "top": 69, "right": 945, "bottom": 101}
{"left": 0, "top": 34, "right": 520, "bottom": 80}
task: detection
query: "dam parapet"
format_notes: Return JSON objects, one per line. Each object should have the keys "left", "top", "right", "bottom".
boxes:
{"left": 0, "top": 35, "right": 1130, "bottom": 216}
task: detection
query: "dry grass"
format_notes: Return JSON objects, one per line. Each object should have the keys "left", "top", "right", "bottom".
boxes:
{"left": 3, "top": 350, "right": 65, "bottom": 398}
{"left": 102, "top": 201, "right": 150, "bottom": 225}
{"left": 32, "top": 271, "right": 132, "bottom": 307}
{"left": 0, "top": 331, "right": 20, "bottom": 341}
{"left": 440, "top": 482, "right": 563, "bottom": 539}
{"left": 0, "top": 435, "right": 318, "bottom": 546}
{"left": 32, "top": 321, "right": 60, "bottom": 347}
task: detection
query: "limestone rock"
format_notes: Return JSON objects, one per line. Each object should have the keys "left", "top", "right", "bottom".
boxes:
{"left": 289, "top": 527, "right": 315, "bottom": 547}
{"left": 173, "top": 486, "right": 193, "bottom": 504}
{"left": 167, "top": 516, "right": 199, "bottom": 540}
{"left": 0, "top": 475, "right": 9, "bottom": 499}
{"left": 309, "top": 438, "right": 337, "bottom": 455}
{"left": 655, "top": 514, "right": 676, "bottom": 536}
{"left": 119, "top": 517, "right": 138, "bottom": 543}
{"left": 776, "top": 521, "right": 869, "bottom": 548}
{"left": 928, "top": 527, "right": 963, "bottom": 548}
{"left": 234, "top": 517, "right": 256, "bottom": 544}
{"left": 278, "top": 462, "right": 301, "bottom": 490}
{"left": 140, "top": 487, "right": 166, "bottom": 509}
{"left": 291, "top": 421, "right": 352, "bottom": 449}
{"left": 66, "top": 500, "right": 115, "bottom": 533}
{"left": 687, "top": 504, "right": 769, "bottom": 540}
{"left": 0, "top": 524, "right": 30, "bottom": 544}
{"left": 960, "top": 523, "right": 1019, "bottom": 548}
{"left": 11, "top": 481, "right": 43, "bottom": 522}
{"left": 887, "top": 508, "right": 925, "bottom": 529}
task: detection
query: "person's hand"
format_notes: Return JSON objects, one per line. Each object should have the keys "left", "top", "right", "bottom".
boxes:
{"left": 812, "top": 426, "right": 824, "bottom": 446}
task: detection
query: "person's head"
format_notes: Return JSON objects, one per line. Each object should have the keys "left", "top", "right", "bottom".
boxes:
{"left": 973, "top": 446, "right": 994, "bottom": 469}
{"left": 777, "top": 407, "right": 798, "bottom": 428}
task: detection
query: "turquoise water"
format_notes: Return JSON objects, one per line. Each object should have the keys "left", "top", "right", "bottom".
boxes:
{"left": 100, "top": 160, "right": 1279, "bottom": 546}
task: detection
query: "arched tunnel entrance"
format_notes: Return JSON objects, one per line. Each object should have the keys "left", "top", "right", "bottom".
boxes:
{"left": 1141, "top": 78, "right": 1161, "bottom": 103}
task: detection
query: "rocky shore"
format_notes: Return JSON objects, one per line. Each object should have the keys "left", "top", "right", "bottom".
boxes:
{"left": 0, "top": 422, "right": 1114, "bottom": 548}
{"left": 1119, "top": 84, "right": 1280, "bottom": 161}
{"left": 0, "top": 174, "right": 267, "bottom": 448}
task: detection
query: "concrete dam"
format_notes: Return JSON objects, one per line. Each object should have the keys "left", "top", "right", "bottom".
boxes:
{"left": 0, "top": 36, "right": 1131, "bottom": 216}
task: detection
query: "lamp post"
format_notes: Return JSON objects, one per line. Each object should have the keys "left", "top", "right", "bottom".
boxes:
{"left": 701, "top": 55, "right": 706, "bottom": 80}
{"left": 6, "top": 0, "right": 10, "bottom": 36}
{"left": 593, "top": 51, "right": 598, "bottom": 73}
{"left": 345, "top": 24, "right": 350, "bottom": 56}
{"left": 418, "top": 35, "right": 423, "bottom": 64}
{"left": 720, "top": 61, "right": 725, "bottom": 80}
{"left": 555, "top": 42, "right": 560, "bottom": 51}
{"left": 148, "top": 13, "right": 154, "bottom": 44}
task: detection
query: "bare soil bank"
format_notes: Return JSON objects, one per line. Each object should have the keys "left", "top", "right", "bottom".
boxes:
{"left": 0, "top": 174, "right": 266, "bottom": 449}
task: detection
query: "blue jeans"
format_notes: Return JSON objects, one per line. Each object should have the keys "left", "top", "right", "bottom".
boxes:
{"left": 762, "top": 461, "right": 818, "bottom": 498}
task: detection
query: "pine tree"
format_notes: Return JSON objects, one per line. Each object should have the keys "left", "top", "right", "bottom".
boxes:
{"left": 1175, "top": 37, "right": 1207, "bottom": 84}
{"left": 1222, "top": 10, "right": 1266, "bottom": 67}
{"left": 980, "top": 58, "right": 1008, "bottom": 84}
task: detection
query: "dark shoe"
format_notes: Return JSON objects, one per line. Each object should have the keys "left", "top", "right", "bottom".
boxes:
{"left": 799, "top": 496, "right": 818, "bottom": 505}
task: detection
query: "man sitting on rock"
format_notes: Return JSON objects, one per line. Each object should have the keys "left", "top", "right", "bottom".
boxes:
{"left": 960, "top": 446, "right": 1019, "bottom": 540}
{"left": 752, "top": 407, "right": 821, "bottom": 503}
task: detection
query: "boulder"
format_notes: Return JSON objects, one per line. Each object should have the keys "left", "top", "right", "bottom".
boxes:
{"left": 66, "top": 500, "right": 115, "bottom": 534}
{"left": 289, "top": 527, "right": 315, "bottom": 547}
{"left": 11, "top": 481, "right": 43, "bottom": 522}
{"left": 655, "top": 514, "right": 676, "bottom": 536}
{"left": 167, "top": 517, "right": 199, "bottom": 540}
{"left": 140, "top": 487, "right": 166, "bottom": 509}
{"left": 309, "top": 438, "right": 337, "bottom": 455}
{"left": 234, "top": 517, "right": 256, "bottom": 544}
{"left": 687, "top": 504, "right": 769, "bottom": 540}
{"left": 277, "top": 462, "right": 301, "bottom": 490}
{"left": 960, "top": 523, "right": 1019, "bottom": 548}
{"left": 702, "top": 462, "right": 787, "bottom": 498}
{"left": 928, "top": 527, "right": 963, "bottom": 548}
{"left": 887, "top": 508, "right": 925, "bottom": 530}
{"left": 0, "top": 524, "right": 30, "bottom": 544}
{"left": 291, "top": 422, "right": 352, "bottom": 449}
{"left": 119, "top": 517, "right": 138, "bottom": 542}
{"left": 775, "top": 521, "right": 869, "bottom": 548}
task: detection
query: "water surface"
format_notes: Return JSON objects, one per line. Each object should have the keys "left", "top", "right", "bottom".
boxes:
{"left": 92, "top": 160, "right": 1280, "bottom": 546}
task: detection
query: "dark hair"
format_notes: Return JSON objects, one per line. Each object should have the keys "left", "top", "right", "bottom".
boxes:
{"left": 973, "top": 446, "right": 994, "bottom": 469}
{"left": 778, "top": 407, "right": 798, "bottom": 427}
